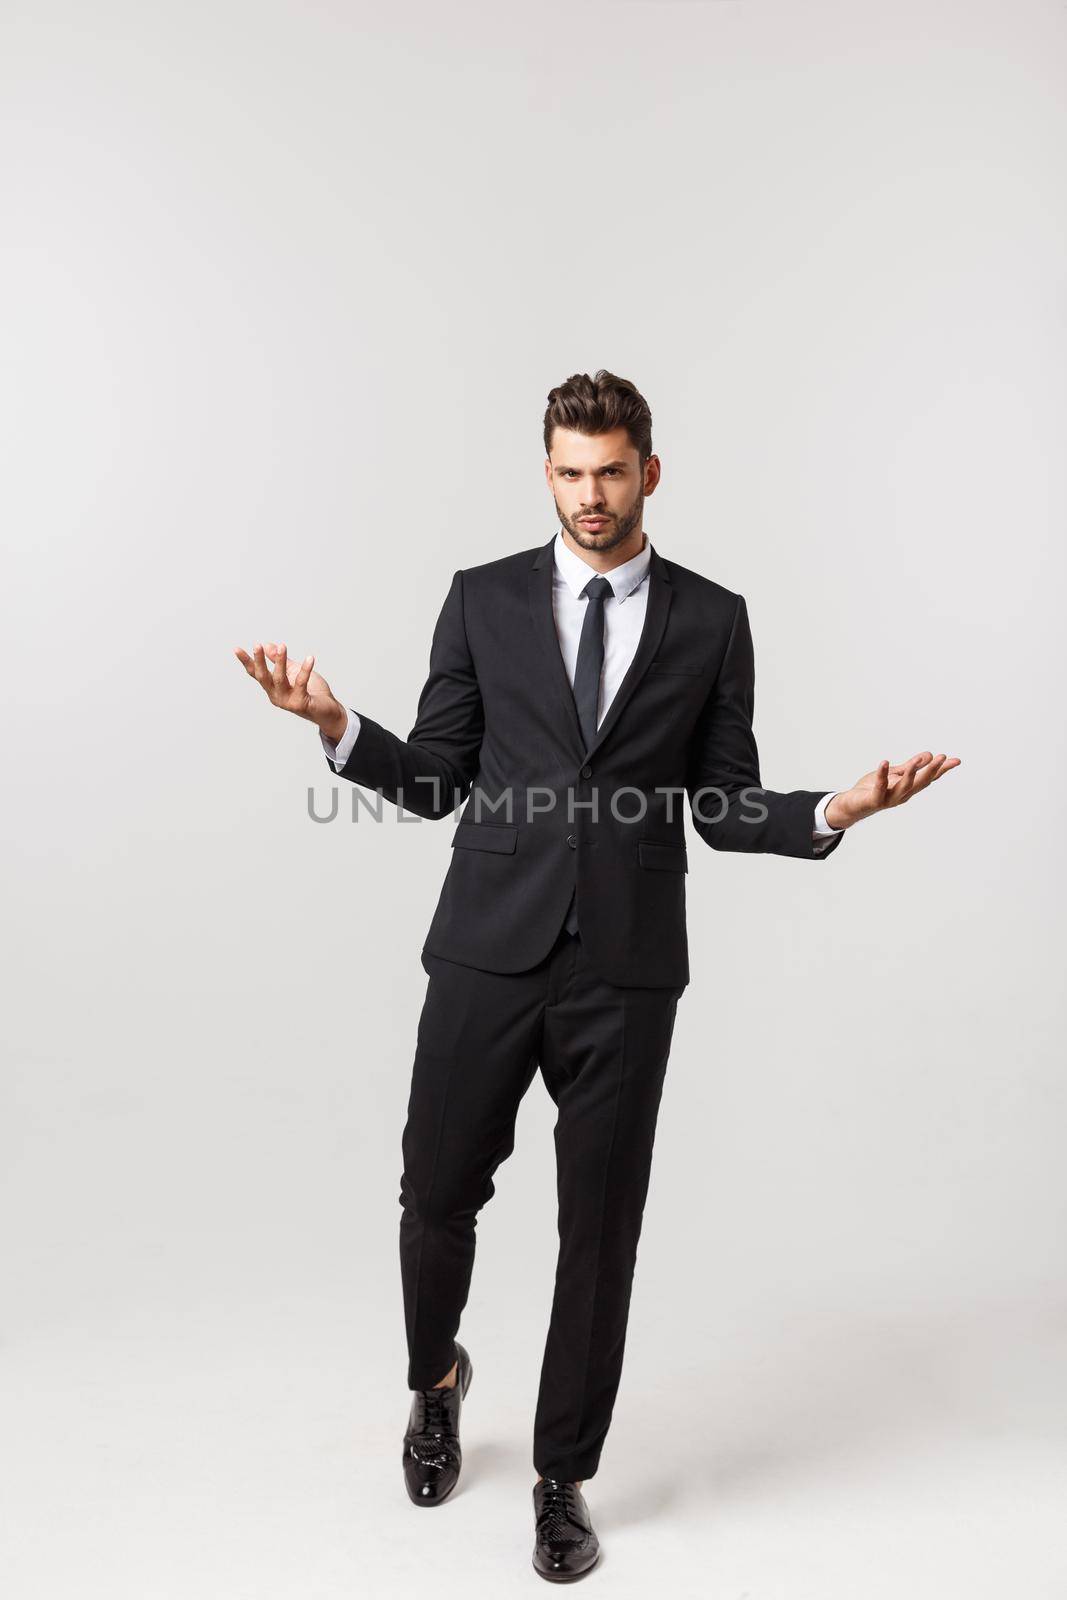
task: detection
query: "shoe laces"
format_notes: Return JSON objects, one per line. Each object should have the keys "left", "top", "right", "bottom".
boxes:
{"left": 536, "top": 1478, "right": 584, "bottom": 1546}
{"left": 416, "top": 1385, "right": 453, "bottom": 1432}
{"left": 410, "top": 1385, "right": 457, "bottom": 1470}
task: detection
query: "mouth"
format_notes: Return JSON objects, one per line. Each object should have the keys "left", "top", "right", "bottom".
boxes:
{"left": 577, "top": 517, "right": 610, "bottom": 530}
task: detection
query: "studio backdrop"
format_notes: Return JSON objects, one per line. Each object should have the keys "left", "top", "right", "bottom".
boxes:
{"left": 3, "top": 2, "right": 1064, "bottom": 1596}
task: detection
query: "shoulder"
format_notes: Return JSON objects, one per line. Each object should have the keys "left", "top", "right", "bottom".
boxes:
{"left": 455, "top": 544, "right": 547, "bottom": 591}
{"left": 657, "top": 551, "right": 743, "bottom": 616}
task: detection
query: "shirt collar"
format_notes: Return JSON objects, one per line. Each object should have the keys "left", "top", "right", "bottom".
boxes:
{"left": 552, "top": 526, "right": 652, "bottom": 603}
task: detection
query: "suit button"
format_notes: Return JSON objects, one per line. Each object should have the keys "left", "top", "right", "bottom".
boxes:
{"left": 566, "top": 833, "right": 577, "bottom": 849}
{"left": 580, "top": 764, "right": 592, "bottom": 779}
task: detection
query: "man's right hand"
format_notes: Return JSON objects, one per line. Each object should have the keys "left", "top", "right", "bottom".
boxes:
{"left": 233, "top": 640, "right": 348, "bottom": 744}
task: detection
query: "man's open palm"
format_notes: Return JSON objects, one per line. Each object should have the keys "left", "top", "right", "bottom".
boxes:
{"left": 233, "top": 640, "right": 337, "bottom": 727}
{"left": 827, "top": 750, "right": 961, "bottom": 829}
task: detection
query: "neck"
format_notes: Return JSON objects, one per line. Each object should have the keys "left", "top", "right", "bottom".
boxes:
{"left": 561, "top": 525, "right": 646, "bottom": 574}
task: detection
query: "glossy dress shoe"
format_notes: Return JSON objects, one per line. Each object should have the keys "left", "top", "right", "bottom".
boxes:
{"left": 532, "top": 1477, "right": 600, "bottom": 1581}
{"left": 401, "top": 1342, "right": 473, "bottom": 1505}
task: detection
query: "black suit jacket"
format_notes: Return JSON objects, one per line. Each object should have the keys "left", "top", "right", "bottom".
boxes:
{"left": 328, "top": 534, "right": 843, "bottom": 988}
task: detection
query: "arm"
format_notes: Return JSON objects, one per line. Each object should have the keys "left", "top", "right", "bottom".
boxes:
{"left": 324, "top": 568, "right": 485, "bottom": 820}
{"left": 685, "top": 594, "right": 845, "bottom": 860}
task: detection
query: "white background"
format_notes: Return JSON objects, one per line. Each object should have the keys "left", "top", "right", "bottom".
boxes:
{"left": 3, "top": 1, "right": 1065, "bottom": 1595}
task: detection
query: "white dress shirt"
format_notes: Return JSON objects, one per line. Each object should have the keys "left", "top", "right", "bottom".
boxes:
{"left": 321, "top": 528, "right": 843, "bottom": 846}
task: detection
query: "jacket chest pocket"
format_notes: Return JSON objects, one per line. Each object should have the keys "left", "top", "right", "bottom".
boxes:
{"left": 648, "top": 657, "right": 707, "bottom": 677}
{"left": 637, "top": 840, "right": 688, "bottom": 873}
{"left": 452, "top": 821, "right": 518, "bottom": 854}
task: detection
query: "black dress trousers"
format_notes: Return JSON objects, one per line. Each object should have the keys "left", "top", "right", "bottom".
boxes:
{"left": 398, "top": 920, "right": 684, "bottom": 1483}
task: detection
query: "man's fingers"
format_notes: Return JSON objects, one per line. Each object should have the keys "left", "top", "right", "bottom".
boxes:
{"left": 252, "top": 643, "right": 276, "bottom": 697}
{"left": 895, "top": 751, "right": 961, "bottom": 803}
{"left": 909, "top": 753, "right": 944, "bottom": 793}
{"left": 864, "top": 748, "right": 961, "bottom": 815}
{"left": 923, "top": 754, "right": 961, "bottom": 786}
{"left": 237, "top": 639, "right": 317, "bottom": 708}
{"left": 891, "top": 751, "right": 930, "bottom": 804}
{"left": 872, "top": 760, "right": 890, "bottom": 805}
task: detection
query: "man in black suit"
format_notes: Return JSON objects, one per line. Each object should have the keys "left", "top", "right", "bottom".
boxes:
{"left": 236, "top": 370, "right": 959, "bottom": 1582}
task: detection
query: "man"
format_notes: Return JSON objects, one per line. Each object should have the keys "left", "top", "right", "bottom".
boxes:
{"left": 235, "top": 369, "right": 959, "bottom": 1582}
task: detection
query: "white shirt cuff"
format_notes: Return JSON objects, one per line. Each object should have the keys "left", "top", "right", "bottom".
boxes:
{"left": 812, "top": 790, "right": 843, "bottom": 849}
{"left": 320, "top": 708, "right": 361, "bottom": 769}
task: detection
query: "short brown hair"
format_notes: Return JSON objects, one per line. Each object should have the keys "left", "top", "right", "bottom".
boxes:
{"left": 543, "top": 369, "right": 653, "bottom": 466}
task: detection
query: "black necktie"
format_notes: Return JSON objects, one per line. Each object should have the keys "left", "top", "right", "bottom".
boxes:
{"left": 572, "top": 574, "right": 613, "bottom": 753}
{"left": 563, "top": 574, "right": 613, "bottom": 937}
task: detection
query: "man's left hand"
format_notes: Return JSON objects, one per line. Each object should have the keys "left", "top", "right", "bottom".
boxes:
{"left": 825, "top": 751, "right": 961, "bottom": 830}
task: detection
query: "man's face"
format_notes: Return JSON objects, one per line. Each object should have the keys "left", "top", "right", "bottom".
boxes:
{"left": 545, "top": 426, "right": 659, "bottom": 555}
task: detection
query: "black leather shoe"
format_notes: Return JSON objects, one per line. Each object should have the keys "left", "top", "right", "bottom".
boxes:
{"left": 532, "top": 1477, "right": 600, "bottom": 1581}
{"left": 401, "top": 1342, "right": 473, "bottom": 1506}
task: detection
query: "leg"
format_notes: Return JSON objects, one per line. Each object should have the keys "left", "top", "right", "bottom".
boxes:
{"left": 399, "top": 949, "right": 549, "bottom": 1390}
{"left": 532, "top": 935, "right": 682, "bottom": 1481}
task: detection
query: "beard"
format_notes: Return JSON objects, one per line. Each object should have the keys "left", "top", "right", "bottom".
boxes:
{"left": 556, "top": 489, "right": 644, "bottom": 554}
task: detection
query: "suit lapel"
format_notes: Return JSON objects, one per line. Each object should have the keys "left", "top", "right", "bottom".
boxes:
{"left": 584, "top": 544, "right": 672, "bottom": 760}
{"left": 528, "top": 537, "right": 585, "bottom": 756}
{"left": 527, "top": 534, "right": 674, "bottom": 762}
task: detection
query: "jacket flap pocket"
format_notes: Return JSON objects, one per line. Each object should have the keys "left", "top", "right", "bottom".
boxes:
{"left": 638, "top": 839, "right": 688, "bottom": 873}
{"left": 452, "top": 821, "right": 518, "bottom": 854}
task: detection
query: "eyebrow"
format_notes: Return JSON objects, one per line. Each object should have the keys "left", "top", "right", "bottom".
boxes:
{"left": 554, "top": 461, "right": 629, "bottom": 471}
